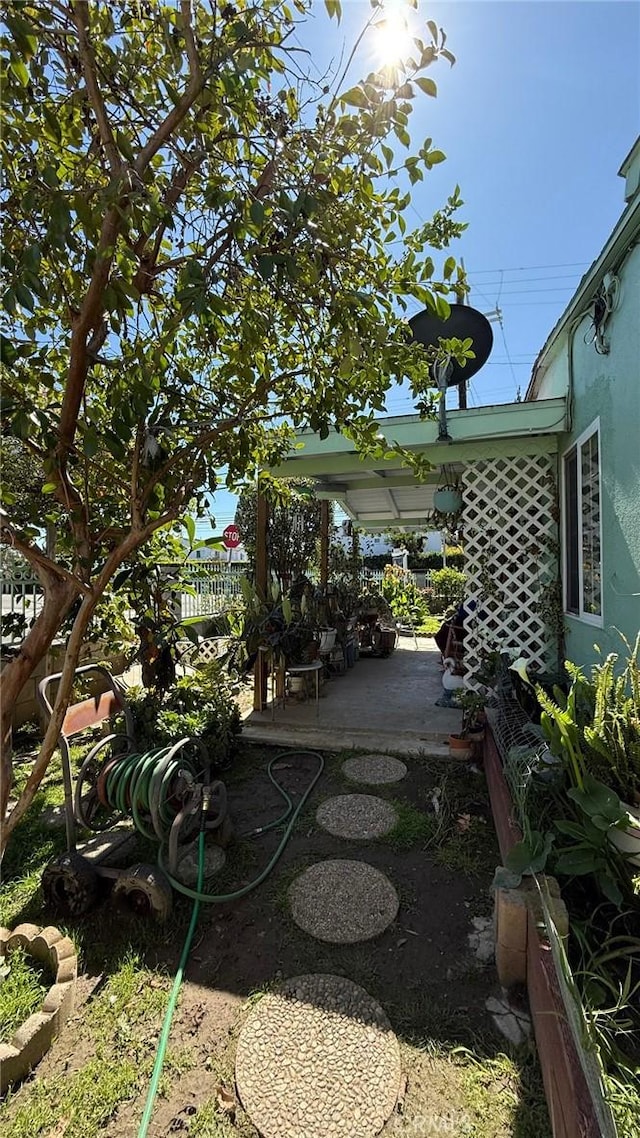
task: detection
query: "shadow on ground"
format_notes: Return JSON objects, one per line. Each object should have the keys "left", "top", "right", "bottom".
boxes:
{"left": 1, "top": 742, "right": 550, "bottom": 1138}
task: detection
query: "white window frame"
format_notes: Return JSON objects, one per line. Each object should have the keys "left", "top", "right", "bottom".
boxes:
{"left": 561, "top": 417, "right": 603, "bottom": 627}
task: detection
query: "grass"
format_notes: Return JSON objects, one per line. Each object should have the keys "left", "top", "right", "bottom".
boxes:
{"left": 0, "top": 954, "right": 172, "bottom": 1138}
{"left": 383, "top": 799, "right": 438, "bottom": 851}
{"left": 415, "top": 615, "right": 445, "bottom": 636}
{"left": 0, "top": 947, "right": 50, "bottom": 1044}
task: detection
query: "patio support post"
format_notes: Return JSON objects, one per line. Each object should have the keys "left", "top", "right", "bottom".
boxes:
{"left": 319, "top": 499, "right": 330, "bottom": 589}
{"left": 253, "top": 477, "right": 269, "bottom": 711}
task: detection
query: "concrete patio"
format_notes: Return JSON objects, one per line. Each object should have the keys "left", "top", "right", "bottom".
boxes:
{"left": 242, "top": 635, "right": 461, "bottom": 756}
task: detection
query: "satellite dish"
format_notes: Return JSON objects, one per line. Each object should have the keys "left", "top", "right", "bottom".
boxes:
{"left": 408, "top": 304, "right": 494, "bottom": 386}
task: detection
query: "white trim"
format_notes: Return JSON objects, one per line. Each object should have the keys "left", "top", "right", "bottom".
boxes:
{"left": 561, "top": 417, "right": 603, "bottom": 627}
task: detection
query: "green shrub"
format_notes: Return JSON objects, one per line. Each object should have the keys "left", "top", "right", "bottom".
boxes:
{"left": 428, "top": 567, "right": 465, "bottom": 610}
{"left": 129, "top": 661, "right": 241, "bottom": 772}
{"left": 407, "top": 550, "right": 466, "bottom": 572}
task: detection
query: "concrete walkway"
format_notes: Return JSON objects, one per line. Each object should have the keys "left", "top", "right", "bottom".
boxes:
{"left": 242, "top": 636, "right": 461, "bottom": 755}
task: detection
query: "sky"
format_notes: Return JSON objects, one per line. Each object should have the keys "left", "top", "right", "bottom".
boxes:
{"left": 202, "top": 0, "right": 640, "bottom": 538}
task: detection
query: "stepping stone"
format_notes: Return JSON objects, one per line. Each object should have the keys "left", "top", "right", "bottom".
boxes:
{"left": 316, "top": 794, "right": 397, "bottom": 841}
{"left": 289, "top": 859, "right": 399, "bottom": 944}
{"left": 342, "top": 753, "right": 407, "bottom": 785}
{"left": 235, "top": 973, "right": 402, "bottom": 1138}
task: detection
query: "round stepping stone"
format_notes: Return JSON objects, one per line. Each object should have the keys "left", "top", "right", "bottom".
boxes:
{"left": 289, "top": 859, "right": 399, "bottom": 944}
{"left": 235, "top": 973, "right": 402, "bottom": 1138}
{"left": 343, "top": 753, "right": 407, "bottom": 785}
{"left": 316, "top": 794, "right": 397, "bottom": 841}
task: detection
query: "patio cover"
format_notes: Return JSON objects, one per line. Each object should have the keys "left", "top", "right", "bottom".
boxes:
{"left": 269, "top": 397, "right": 568, "bottom": 529}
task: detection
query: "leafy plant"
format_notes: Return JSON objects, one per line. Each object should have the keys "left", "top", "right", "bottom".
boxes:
{"left": 235, "top": 480, "right": 329, "bottom": 590}
{"left": 455, "top": 689, "right": 486, "bottom": 734}
{"left": 538, "top": 634, "right": 640, "bottom": 803}
{"left": 380, "top": 564, "right": 428, "bottom": 626}
{"left": 428, "top": 566, "right": 465, "bottom": 610}
{"left": 128, "top": 661, "right": 241, "bottom": 773}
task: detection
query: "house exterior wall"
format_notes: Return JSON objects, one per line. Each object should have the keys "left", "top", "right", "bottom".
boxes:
{"left": 532, "top": 240, "right": 640, "bottom": 668}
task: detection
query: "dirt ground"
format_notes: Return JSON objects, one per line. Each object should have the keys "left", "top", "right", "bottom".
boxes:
{"left": 1, "top": 743, "right": 550, "bottom": 1137}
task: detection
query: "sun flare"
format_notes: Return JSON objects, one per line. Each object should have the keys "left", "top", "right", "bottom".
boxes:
{"left": 374, "top": 2, "right": 415, "bottom": 68}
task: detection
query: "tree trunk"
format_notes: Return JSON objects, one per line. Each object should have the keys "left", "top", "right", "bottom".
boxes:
{"left": 0, "top": 589, "right": 100, "bottom": 858}
{"left": 0, "top": 577, "right": 78, "bottom": 824}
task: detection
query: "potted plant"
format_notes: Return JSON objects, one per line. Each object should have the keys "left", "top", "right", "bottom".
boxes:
{"left": 456, "top": 689, "right": 487, "bottom": 740}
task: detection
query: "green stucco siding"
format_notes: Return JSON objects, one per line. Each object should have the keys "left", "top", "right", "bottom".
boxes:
{"left": 536, "top": 241, "right": 640, "bottom": 668}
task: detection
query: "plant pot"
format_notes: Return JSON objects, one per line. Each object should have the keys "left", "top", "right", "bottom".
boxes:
{"left": 318, "top": 628, "right": 336, "bottom": 654}
{"left": 608, "top": 801, "right": 640, "bottom": 867}
{"left": 448, "top": 733, "right": 473, "bottom": 761}
{"left": 433, "top": 487, "right": 463, "bottom": 515}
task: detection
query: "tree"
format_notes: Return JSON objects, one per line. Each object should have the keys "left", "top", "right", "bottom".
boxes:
{"left": 0, "top": 0, "right": 466, "bottom": 855}
{"left": 235, "top": 480, "right": 330, "bottom": 589}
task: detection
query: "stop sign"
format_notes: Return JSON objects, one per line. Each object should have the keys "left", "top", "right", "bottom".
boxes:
{"left": 223, "top": 524, "right": 240, "bottom": 549}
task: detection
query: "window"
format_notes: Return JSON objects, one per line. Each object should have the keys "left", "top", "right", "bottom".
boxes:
{"left": 562, "top": 421, "right": 602, "bottom": 623}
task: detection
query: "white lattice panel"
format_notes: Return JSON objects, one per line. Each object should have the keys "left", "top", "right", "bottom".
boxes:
{"left": 462, "top": 453, "right": 558, "bottom": 686}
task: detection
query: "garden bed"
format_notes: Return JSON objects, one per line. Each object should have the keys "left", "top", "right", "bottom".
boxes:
{"left": 0, "top": 740, "right": 550, "bottom": 1137}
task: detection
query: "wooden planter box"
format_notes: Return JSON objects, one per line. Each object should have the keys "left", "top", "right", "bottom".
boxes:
{"left": 484, "top": 728, "right": 602, "bottom": 1138}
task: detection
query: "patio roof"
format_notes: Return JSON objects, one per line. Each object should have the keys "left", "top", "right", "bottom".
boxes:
{"left": 270, "top": 396, "right": 567, "bottom": 530}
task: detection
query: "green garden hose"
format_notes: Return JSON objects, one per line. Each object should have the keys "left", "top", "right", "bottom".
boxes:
{"left": 133, "top": 748, "right": 324, "bottom": 1138}
{"left": 159, "top": 749, "right": 324, "bottom": 902}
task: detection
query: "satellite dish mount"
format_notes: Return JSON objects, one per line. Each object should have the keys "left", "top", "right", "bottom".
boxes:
{"left": 408, "top": 303, "right": 494, "bottom": 441}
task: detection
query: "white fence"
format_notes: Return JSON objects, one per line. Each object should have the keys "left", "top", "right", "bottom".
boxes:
{"left": 1, "top": 563, "right": 43, "bottom": 641}
{"left": 177, "top": 565, "right": 435, "bottom": 620}
{"left": 0, "top": 561, "right": 439, "bottom": 635}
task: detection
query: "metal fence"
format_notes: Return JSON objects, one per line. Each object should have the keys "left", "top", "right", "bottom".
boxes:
{"left": 176, "top": 564, "right": 439, "bottom": 620}
{"left": 178, "top": 562, "right": 247, "bottom": 619}
{"left": 0, "top": 560, "right": 443, "bottom": 632}
{"left": 1, "top": 562, "right": 43, "bottom": 641}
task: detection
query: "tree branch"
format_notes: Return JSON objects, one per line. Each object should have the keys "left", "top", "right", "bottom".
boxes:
{"left": 72, "top": 1, "right": 122, "bottom": 175}
{"left": 0, "top": 521, "right": 92, "bottom": 596}
{"left": 133, "top": 1, "right": 204, "bottom": 177}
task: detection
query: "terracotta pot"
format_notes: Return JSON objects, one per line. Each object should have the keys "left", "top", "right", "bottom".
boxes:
{"left": 608, "top": 801, "right": 640, "bottom": 868}
{"left": 448, "top": 733, "right": 473, "bottom": 761}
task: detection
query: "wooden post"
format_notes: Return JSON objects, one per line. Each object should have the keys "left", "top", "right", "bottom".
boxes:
{"left": 319, "top": 499, "right": 330, "bottom": 589}
{"left": 253, "top": 479, "right": 269, "bottom": 711}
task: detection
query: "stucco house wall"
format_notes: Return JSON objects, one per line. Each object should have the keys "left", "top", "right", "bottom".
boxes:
{"left": 527, "top": 141, "right": 640, "bottom": 669}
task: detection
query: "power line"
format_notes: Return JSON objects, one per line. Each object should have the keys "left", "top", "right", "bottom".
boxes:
{"left": 468, "top": 261, "right": 590, "bottom": 274}
{"left": 468, "top": 271, "right": 583, "bottom": 285}
{"left": 470, "top": 285, "right": 576, "bottom": 296}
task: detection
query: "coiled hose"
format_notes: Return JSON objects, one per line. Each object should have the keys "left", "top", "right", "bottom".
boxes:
{"left": 99, "top": 745, "right": 325, "bottom": 1138}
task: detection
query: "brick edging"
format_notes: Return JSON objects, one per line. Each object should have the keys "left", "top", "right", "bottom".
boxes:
{"left": 0, "top": 924, "right": 78, "bottom": 1093}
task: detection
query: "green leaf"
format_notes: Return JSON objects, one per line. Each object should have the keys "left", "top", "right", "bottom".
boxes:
{"left": 10, "top": 59, "right": 30, "bottom": 87}
{"left": 324, "top": 0, "right": 342, "bottom": 22}
{"left": 443, "top": 256, "right": 456, "bottom": 280}
{"left": 183, "top": 515, "right": 196, "bottom": 544}
{"left": 555, "top": 847, "right": 598, "bottom": 876}
{"left": 492, "top": 865, "right": 522, "bottom": 891}
{"left": 414, "top": 77, "right": 437, "bottom": 98}
{"left": 14, "top": 283, "right": 35, "bottom": 312}
{"left": 42, "top": 482, "right": 57, "bottom": 494}
{"left": 257, "top": 255, "right": 275, "bottom": 281}
{"left": 250, "top": 200, "right": 265, "bottom": 226}
{"left": 426, "top": 149, "right": 446, "bottom": 167}
{"left": 116, "top": 132, "right": 135, "bottom": 162}
{"left": 341, "top": 86, "right": 367, "bottom": 108}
